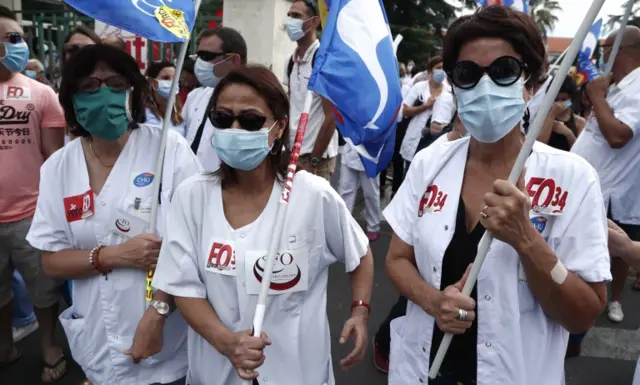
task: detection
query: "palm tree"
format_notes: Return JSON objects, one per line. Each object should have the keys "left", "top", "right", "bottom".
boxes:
{"left": 530, "top": 0, "right": 562, "bottom": 35}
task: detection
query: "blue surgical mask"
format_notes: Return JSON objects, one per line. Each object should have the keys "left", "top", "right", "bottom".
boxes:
{"left": 432, "top": 69, "right": 446, "bottom": 85}
{"left": 286, "top": 17, "right": 305, "bottom": 41}
{"left": 561, "top": 100, "right": 572, "bottom": 110}
{"left": 155, "top": 79, "right": 174, "bottom": 99}
{"left": 72, "top": 88, "right": 131, "bottom": 141}
{"left": 1, "top": 42, "right": 29, "bottom": 73}
{"left": 212, "top": 124, "right": 276, "bottom": 171}
{"left": 455, "top": 75, "right": 525, "bottom": 143}
{"left": 24, "top": 69, "right": 37, "bottom": 79}
{"left": 195, "top": 57, "right": 223, "bottom": 88}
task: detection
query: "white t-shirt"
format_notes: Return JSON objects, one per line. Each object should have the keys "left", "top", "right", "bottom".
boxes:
{"left": 385, "top": 138, "right": 610, "bottom": 385}
{"left": 182, "top": 86, "right": 220, "bottom": 171}
{"left": 152, "top": 171, "right": 368, "bottom": 385}
{"left": 431, "top": 91, "right": 456, "bottom": 126}
{"left": 26, "top": 125, "right": 203, "bottom": 385}
{"left": 146, "top": 108, "right": 186, "bottom": 137}
{"left": 571, "top": 67, "right": 640, "bottom": 224}
{"left": 283, "top": 40, "right": 338, "bottom": 158}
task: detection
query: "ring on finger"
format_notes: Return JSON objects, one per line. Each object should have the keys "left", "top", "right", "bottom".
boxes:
{"left": 480, "top": 205, "right": 489, "bottom": 219}
{"left": 457, "top": 308, "right": 468, "bottom": 321}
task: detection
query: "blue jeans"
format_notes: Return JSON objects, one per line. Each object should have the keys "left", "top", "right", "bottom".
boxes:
{"left": 11, "top": 271, "right": 36, "bottom": 328}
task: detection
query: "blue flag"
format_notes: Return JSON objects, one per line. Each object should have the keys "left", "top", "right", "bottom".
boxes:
{"left": 576, "top": 18, "right": 603, "bottom": 86}
{"left": 64, "top": 0, "right": 196, "bottom": 43}
{"left": 476, "top": 0, "right": 529, "bottom": 14}
{"left": 309, "top": 0, "right": 402, "bottom": 178}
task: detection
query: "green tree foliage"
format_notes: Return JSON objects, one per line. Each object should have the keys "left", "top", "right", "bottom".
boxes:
{"left": 530, "top": 0, "right": 562, "bottom": 35}
{"left": 607, "top": 0, "right": 640, "bottom": 31}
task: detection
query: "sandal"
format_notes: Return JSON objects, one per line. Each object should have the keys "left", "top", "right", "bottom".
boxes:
{"left": 0, "top": 347, "right": 22, "bottom": 368}
{"left": 41, "top": 353, "right": 68, "bottom": 383}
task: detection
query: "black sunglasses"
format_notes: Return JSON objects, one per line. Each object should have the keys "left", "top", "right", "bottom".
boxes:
{"left": 5, "top": 32, "right": 23, "bottom": 44}
{"left": 197, "top": 50, "right": 230, "bottom": 62}
{"left": 209, "top": 110, "right": 273, "bottom": 131}
{"left": 449, "top": 56, "right": 527, "bottom": 90}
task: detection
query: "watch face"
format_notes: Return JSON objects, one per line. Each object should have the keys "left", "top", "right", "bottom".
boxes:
{"left": 154, "top": 301, "right": 170, "bottom": 315}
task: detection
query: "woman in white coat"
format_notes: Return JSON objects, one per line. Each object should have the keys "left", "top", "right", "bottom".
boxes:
{"left": 26, "top": 44, "right": 201, "bottom": 385}
{"left": 145, "top": 60, "right": 186, "bottom": 137}
{"left": 399, "top": 56, "right": 449, "bottom": 170}
{"left": 152, "top": 65, "right": 374, "bottom": 385}
{"left": 385, "top": 6, "right": 610, "bottom": 385}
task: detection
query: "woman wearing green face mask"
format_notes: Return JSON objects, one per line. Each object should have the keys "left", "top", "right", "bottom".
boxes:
{"left": 26, "top": 44, "right": 203, "bottom": 385}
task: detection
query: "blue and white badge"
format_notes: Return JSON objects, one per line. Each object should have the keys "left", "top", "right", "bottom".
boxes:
{"left": 132, "top": 172, "right": 155, "bottom": 187}
{"left": 531, "top": 216, "right": 548, "bottom": 233}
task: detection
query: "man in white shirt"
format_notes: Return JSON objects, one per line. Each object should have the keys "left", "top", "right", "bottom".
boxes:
{"left": 183, "top": 27, "right": 247, "bottom": 171}
{"left": 572, "top": 26, "right": 640, "bottom": 323}
{"left": 283, "top": 0, "right": 338, "bottom": 181}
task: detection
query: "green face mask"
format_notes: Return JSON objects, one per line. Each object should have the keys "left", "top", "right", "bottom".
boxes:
{"left": 72, "top": 87, "right": 130, "bottom": 141}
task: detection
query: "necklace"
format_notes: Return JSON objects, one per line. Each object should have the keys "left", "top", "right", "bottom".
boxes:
{"left": 89, "top": 139, "right": 115, "bottom": 168}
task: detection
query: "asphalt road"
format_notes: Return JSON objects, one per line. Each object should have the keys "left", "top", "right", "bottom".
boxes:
{"left": 2, "top": 181, "right": 640, "bottom": 385}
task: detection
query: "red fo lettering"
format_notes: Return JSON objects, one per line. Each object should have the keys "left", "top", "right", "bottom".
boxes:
{"left": 526, "top": 177, "right": 568, "bottom": 213}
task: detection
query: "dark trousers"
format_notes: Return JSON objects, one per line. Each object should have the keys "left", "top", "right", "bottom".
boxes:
{"left": 374, "top": 295, "right": 408, "bottom": 354}
{"left": 391, "top": 121, "right": 409, "bottom": 195}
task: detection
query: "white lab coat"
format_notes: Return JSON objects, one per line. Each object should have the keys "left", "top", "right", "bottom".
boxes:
{"left": 145, "top": 108, "right": 186, "bottom": 137}
{"left": 26, "top": 125, "right": 203, "bottom": 385}
{"left": 400, "top": 82, "right": 452, "bottom": 162}
{"left": 384, "top": 138, "right": 611, "bottom": 385}
{"left": 339, "top": 143, "right": 381, "bottom": 233}
{"left": 152, "top": 171, "right": 369, "bottom": 385}
{"left": 572, "top": 67, "right": 640, "bottom": 225}
{"left": 182, "top": 86, "right": 220, "bottom": 171}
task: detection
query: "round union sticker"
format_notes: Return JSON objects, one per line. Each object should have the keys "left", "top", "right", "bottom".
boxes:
{"left": 155, "top": 5, "right": 190, "bottom": 41}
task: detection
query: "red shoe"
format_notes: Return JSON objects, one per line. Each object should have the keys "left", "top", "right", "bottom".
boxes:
{"left": 373, "top": 341, "right": 389, "bottom": 373}
{"left": 367, "top": 232, "right": 380, "bottom": 242}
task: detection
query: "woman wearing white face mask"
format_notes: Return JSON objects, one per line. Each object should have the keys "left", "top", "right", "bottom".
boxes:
{"left": 399, "top": 56, "right": 450, "bottom": 170}
{"left": 145, "top": 61, "right": 186, "bottom": 137}
{"left": 385, "top": 6, "right": 609, "bottom": 385}
{"left": 152, "top": 65, "right": 374, "bottom": 385}
{"left": 26, "top": 44, "right": 202, "bottom": 385}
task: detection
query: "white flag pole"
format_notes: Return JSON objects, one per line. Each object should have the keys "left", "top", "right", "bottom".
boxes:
{"left": 393, "top": 34, "right": 403, "bottom": 55}
{"left": 428, "top": 0, "right": 607, "bottom": 378}
{"left": 242, "top": 90, "right": 314, "bottom": 385}
{"left": 604, "top": 0, "right": 635, "bottom": 76}
{"left": 146, "top": 0, "right": 203, "bottom": 303}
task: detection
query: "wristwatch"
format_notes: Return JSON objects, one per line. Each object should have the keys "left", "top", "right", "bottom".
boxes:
{"left": 310, "top": 157, "right": 321, "bottom": 167}
{"left": 150, "top": 300, "right": 171, "bottom": 316}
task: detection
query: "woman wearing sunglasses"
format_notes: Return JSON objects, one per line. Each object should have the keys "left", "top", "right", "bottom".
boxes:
{"left": 145, "top": 61, "right": 186, "bottom": 137}
{"left": 25, "top": 44, "right": 202, "bottom": 385}
{"left": 385, "top": 6, "right": 609, "bottom": 385}
{"left": 152, "top": 65, "right": 374, "bottom": 385}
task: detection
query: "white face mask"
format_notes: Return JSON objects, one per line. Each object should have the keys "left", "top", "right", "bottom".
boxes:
{"left": 195, "top": 57, "right": 230, "bottom": 88}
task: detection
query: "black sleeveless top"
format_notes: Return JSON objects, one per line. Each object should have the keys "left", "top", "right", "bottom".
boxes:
{"left": 547, "top": 113, "right": 577, "bottom": 152}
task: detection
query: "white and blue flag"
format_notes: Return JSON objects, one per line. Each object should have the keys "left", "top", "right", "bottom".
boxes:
{"left": 576, "top": 18, "right": 603, "bottom": 86}
{"left": 308, "top": 0, "right": 402, "bottom": 178}
{"left": 64, "top": 0, "right": 195, "bottom": 42}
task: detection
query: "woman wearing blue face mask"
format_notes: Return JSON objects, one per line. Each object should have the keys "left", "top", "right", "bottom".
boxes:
{"left": 152, "top": 64, "right": 374, "bottom": 385}
{"left": 26, "top": 44, "right": 202, "bottom": 385}
{"left": 385, "top": 6, "right": 609, "bottom": 385}
{"left": 145, "top": 61, "right": 186, "bottom": 137}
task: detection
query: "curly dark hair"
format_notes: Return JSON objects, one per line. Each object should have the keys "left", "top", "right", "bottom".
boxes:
{"left": 443, "top": 5, "right": 545, "bottom": 88}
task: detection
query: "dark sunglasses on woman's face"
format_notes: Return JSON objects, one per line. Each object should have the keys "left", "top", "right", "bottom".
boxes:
{"left": 209, "top": 110, "right": 272, "bottom": 131}
{"left": 449, "top": 56, "right": 527, "bottom": 90}
{"left": 5, "top": 32, "right": 24, "bottom": 44}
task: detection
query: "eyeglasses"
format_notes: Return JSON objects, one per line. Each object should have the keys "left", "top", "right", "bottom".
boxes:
{"left": 209, "top": 110, "right": 273, "bottom": 131}
{"left": 449, "top": 56, "right": 527, "bottom": 90}
{"left": 196, "top": 50, "right": 232, "bottom": 62}
{"left": 78, "top": 76, "right": 130, "bottom": 93}
{"left": 4, "top": 33, "right": 24, "bottom": 44}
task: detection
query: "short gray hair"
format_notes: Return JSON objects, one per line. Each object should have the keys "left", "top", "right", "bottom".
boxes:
{"left": 27, "top": 59, "right": 44, "bottom": 72}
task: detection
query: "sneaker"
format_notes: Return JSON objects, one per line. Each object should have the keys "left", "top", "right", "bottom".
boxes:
{"left": 372, "top": 341, "right": 389, "bottom": 373}
{"left": 12, "top": 320, "right": 38, "bottom": 343}
{"left": 608, "top": 301, "right": 624, "bottom": 323}
{"left": 367, "top": 232, "right": 380, "bottom": 242}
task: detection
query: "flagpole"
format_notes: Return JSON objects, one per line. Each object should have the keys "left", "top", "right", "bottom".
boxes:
{"left": 242, "top": 90, "right": 314, "bottom": 385}
{"left": 428, "top": 0, "right": 607, "bottom": 378}
{"left": 604, "top": 0, "right": 634, "bottom": 76}
{"left": 146, "top": 0, "right": 203, "bottom": 303}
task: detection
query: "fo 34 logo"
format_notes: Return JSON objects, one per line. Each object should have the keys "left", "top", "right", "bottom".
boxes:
{"left": 526, "top": 177, "right": 568, "bottom": 215}
{"left": 418, "top": 184, "right": 448, "bottom": 217}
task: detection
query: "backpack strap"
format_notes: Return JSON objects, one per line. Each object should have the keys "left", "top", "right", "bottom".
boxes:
{"left": 287, "top": 48, "right": 319, "bottom": 83}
